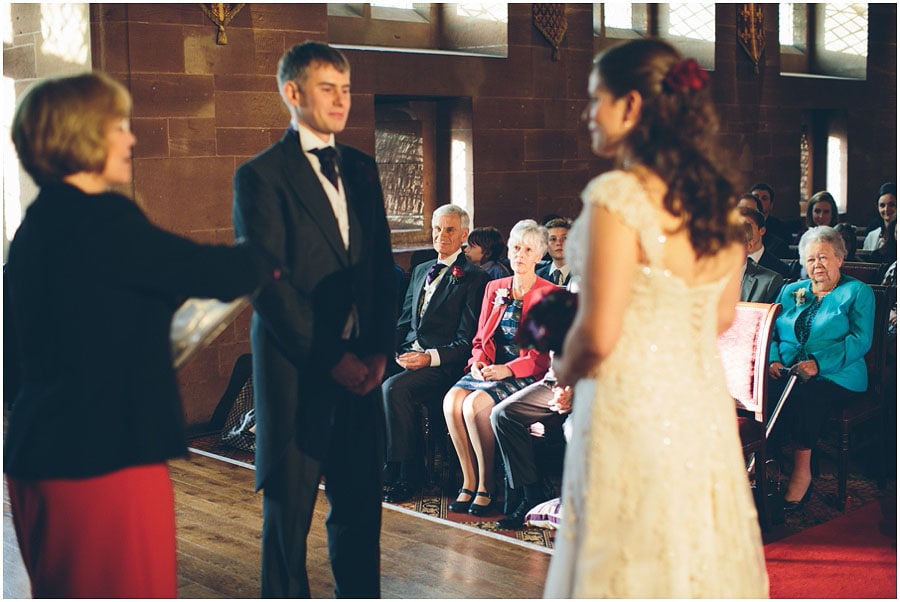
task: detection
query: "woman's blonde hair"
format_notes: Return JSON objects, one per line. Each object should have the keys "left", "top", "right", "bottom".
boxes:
{"left": 11, "top": 72, "right": 132, "bottom": 186}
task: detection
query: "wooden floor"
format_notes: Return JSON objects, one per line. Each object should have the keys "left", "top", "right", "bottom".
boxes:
{"left": 3, "top": 452, "right": 550, "bottom": 599}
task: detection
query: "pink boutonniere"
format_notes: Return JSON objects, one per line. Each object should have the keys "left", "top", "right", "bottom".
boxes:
{"left": 493, "top": 287, "right": 512, "bottom": 307}
{"left": 447, "top": 265, "right": 465, "bottom": 284}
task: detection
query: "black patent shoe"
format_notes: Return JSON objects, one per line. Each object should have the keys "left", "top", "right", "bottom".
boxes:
{"left": 783, "top": 482, "right": 813, "bottom": 512}
{"left": 448, "top": 488, "right": 475, "bottom": 513}
{"left": 468, "top": 491, "right": 494, "bottom": 517}
{"left": 496, "top": 499, "right": 531, "bottom": 530}
{"left": 383, "top": 480, "right": 420, "bottom": 504}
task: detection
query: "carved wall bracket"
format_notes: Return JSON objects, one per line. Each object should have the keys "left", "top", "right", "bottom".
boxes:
{"left": 201, "top": 3, "right": 245, "bottom": 45}
{"left": 532, "top": 3, "right": 567, "bottom": 62}
{"left": 738, "top": 3, "right": 765, "bottom": 74}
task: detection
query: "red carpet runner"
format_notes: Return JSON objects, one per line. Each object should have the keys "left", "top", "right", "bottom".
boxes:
{"left": 765, "top": 500, "right": 897, "bottom": 599}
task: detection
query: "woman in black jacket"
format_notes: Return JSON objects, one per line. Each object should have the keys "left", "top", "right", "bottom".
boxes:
{"left": 4, "top": 72, "right": 278, "bottom": 598}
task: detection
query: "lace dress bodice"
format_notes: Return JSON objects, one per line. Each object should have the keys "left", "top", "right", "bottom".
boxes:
{"left": 545, "top": 170, "right": 769, "bottom": 598}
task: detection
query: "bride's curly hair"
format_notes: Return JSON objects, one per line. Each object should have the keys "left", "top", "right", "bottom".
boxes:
{"left": 594, "top": 38, "right": 742, "bottom": 258}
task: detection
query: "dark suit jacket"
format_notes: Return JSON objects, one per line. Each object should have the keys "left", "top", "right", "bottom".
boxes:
{"left": 5, "top": 183, "right": 269, "bottom": 480}
{"left": 468, "top": 277, "right": 558, "bottom": 378}
{"left": 757, "top": 249, "right": 793, "bottom": 279}
{"left": 233, "top": 129, "right": 397, "bottom": 489}
{"left": 741, "top": 258, "right": 785, "bottom": 304}
{"left": 763, "top": 232, "right": 792, "bottom": 259}
{"left": 536, "top": 261, "right": 570, "bottom": 286}
{"left": 396, "top": 254, "right": 489, "bottom": 377}
{"left": 764, "top": 215, "right": 793, "bottom": 245}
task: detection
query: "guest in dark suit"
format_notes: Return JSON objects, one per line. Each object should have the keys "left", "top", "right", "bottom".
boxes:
{"left": 739, "top": 207, "right": 792, "bottom": 279}
{"left": 381, "top": 204, "right": 489, "bottom": 503}
{"left": 5, "top": 73, "right": 276, "bottom": 599}
{"left": 738, "top": 193, "right": 791, "bottom": 258}
{"left": 491, "top": 369, "right": 572, "bottom": 529}
{"left": 536, "top": 217, "right": 572, "bottom": 286}
{"left": 443, "top": 220, "right": 557, "bottom": 516}
{"left": 232, "top": 42, "right": 397, "bottom": 599}
{"left": 750, "top": 182, "right": 794, "bottom": 246}
{"left": 738, "top": 209, "right": 785, "bottom": 303}
{"left": 741, "top": 258, "right": 784, "bottom": 303}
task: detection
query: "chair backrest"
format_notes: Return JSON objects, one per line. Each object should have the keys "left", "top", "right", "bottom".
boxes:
{"left": 716, "top": 302, "right": 782, "bottom": 423}
{"left": 865, "top": 284, "right": 896, "bottom": 397}
{"left": 842, "top": 262, "right": 886, "bottom": 284}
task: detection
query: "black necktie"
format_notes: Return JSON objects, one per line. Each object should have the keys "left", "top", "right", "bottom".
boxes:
{"left": 425, "top": 262, "right": 445, "bottom": 285}
{"left": 554, "top": 270, "right": 564, "bottom": 285}
{"left": 309, "top": 147, "right": 340, "bottom": 190}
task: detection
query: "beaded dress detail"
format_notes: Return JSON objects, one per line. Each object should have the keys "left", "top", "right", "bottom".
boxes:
{"left": 544, "top": 171, "right": 769, "bottom": 598}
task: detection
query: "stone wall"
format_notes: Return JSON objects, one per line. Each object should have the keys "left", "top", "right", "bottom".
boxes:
{"left": 7, "top": 3, "right": 896, "bottom": 427}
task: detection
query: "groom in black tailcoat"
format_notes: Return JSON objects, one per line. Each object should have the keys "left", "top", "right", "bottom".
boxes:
{"left": 382, "top": 204, "right": 489, "bottom": 503}
{"left": 233, "top": 41, "right": 396, "bottom": 598}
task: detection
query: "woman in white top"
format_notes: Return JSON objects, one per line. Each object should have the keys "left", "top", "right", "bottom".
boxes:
{"left": 863, "top": 182, "right": 897, "bottom": 251}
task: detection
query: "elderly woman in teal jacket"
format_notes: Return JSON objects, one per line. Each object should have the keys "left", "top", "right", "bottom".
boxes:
{"left": 768, "top": 226, "right": 875, "bottom": 512}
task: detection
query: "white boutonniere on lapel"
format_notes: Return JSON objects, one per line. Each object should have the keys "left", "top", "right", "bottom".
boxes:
{"left": 493, "top": 287, "right": 512, "bottom": 307}
{"left": 793, "top": 288, "right": 808, "bottom": 306}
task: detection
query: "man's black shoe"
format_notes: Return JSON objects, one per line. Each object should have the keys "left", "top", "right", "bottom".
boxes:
{"left": 495, "top": 498, "right": 531, "bottom": 530}
{"left": 383, "top": 481, "right": 420, "bottom": 504}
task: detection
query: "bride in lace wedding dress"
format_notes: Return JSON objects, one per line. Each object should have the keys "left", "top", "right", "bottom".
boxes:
{"left": 544, "top": 39, "right": 769, "bottom": 598}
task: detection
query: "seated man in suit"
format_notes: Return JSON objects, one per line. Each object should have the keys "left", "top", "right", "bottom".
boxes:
{"left": 739, "top": 206, "right": 793, "bottom": 280}
{"left": 738, "top": 214, "right": 785, "bottom": 303}
{"left": 750, "top": 182, "right": 795, "bottom": 254}
{"left": 536, "top": 217, "right": 572, "bottom": 286}
{"left": 738, "top": 193, "right": 791, "bottom": 259}
{"left": 382, "top": 204, "right": 490, "bottom": 503}
{"left": 491, "top": 365, "right": 571, "bottom": 530}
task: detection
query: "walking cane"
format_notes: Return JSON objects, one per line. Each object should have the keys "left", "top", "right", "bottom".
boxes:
{"left": 747, "top": 370, "right": 799, "bottom": 473}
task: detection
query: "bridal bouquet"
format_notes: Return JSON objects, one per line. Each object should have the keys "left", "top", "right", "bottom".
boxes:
{"left": 515, "top": 288, "right": 578, "bottom": 353}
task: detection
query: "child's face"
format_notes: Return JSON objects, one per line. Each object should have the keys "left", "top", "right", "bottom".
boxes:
{"left": 464, "top": 243, "right": 485, "bottom": 264}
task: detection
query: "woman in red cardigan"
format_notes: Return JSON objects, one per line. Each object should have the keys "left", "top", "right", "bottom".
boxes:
{"left": 442, "top": 219, "right": 557, "bottom": 516}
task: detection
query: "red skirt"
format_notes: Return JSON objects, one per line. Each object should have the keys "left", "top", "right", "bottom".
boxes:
{"left": 6, "top": 463, "right": 177, "bottom": 598}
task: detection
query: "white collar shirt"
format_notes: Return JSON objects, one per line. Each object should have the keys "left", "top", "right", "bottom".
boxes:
{"left": 749, "top": 245, "right": 765, "bottom": 265}
{"left": 296, "top": 123, "right": 350, "bottom": 249}
{"left": 549, "top": 263, "right": 570, "bottom": 285}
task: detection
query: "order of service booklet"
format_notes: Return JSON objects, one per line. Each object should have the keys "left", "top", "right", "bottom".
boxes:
{"left": 170, "top": 297, "right": 250, "bottom": 369}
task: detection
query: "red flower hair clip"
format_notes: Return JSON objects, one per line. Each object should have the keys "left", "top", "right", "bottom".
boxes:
{"left": 663, "top": 58, "right": 709, "bottom": 93}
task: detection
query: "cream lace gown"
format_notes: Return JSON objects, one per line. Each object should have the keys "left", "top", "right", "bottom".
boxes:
{"left": 544, "top": 171, "right": 769, "bottom": 598}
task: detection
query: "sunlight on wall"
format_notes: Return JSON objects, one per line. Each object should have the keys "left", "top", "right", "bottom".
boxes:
{"left": 3, "top": 3, "right": 90, "bottom": 259}
{"left": 2, "top": 2, "right": 12, "bottom": 44}
{"left": 3, "top": 76, "right": 22, "bottom": 246}
{"left": 456, "top": 3, "right": 507, "bottom": 23}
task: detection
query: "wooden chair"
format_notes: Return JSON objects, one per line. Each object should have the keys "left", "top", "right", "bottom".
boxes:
{"left": 717, "top": 302, "right": 782, "bottom": 530}
{"left": 825, "top": 284, "right": 895, "bottom": 510}
{"left": 841, "top": 261, "right": 886, "bottom": 284}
